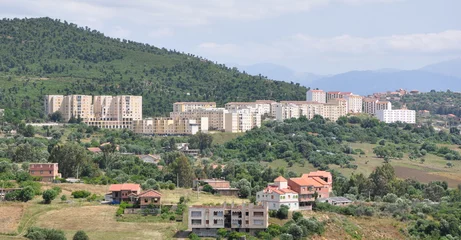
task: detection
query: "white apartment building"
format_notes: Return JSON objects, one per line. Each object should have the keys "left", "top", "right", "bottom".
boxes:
{"left": 225, "top": 109, "right": 261, "bottom": 133}
{"left": 256, "top": 176, "right": 299, "bottom": 211}
{"left": 225, "top": 102, "right": 272, "bottom": 117}
{"left": 173, "top": 102, "right": 216, "bottom": 112}
{"left": 343, "top": 94, "right": 363, "bottom": 113}
{"left": 306, "top": 89, "right": 326, "bottom": 103}
{"left": 376, "top": 109, "right": 416, "bottom": 124}
{"left": 255, "top": 100, "right": 278, "bottom": 118}
{"left": 363, "top": 98, "right": 392, "bottom": 115}
{"left": 189, "top": 203, "right": 269, "bottom": 237}
{"left": 275, "top": 102, "right": 301, "bottom": 121}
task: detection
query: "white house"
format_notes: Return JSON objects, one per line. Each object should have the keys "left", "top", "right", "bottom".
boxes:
{"left": 256, "top": 176, "right": 299, "bottom": 211}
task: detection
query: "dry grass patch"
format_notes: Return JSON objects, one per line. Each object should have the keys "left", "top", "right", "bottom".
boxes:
{"left": 42, "top": 183, "right": 109, "bottom": 196}
{"left": 0, "top": 203, "right": 24, "bottom": 234}
{"left": 35, "top": 205, "right": 180, "bottom": 240}
{"left": 160, "top": 188, "right": 247, "bottom": 205}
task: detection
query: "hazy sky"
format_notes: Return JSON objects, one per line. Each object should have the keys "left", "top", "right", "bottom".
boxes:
{"left": 2, "top": 0, "right": 461, "bottom": 74}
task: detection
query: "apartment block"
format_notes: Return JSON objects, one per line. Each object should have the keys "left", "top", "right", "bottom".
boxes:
{"left": 363, "top": 98, "right": 392, "bottom": 115}
{"left": 224, "top": 109, "right": 261, "bottom": 133}
{"left": 225, "top": 101, "right": 272, "bottom": 117}
{"left": 306, "top": 89, "right": 326, "bottom": 103}
{"left": 29, "top": 163, "right": 61, "bottom": 182}
{"left": 323, "top": 99, "right": 347, "bottom": 121}
{"left": 173, "top": 102, "right": 216, "bottom": 113}
{"left": 170, "top": 108, "right": 227, "bottom": 131}
{"left": 189, "top": 203, "right": 269, "bottom": 237}
{"left": 326, "top": 91, "right": 352, "bottom": 101}
{"left": 136, "top": 117, "right": 208, "bottom": 135}
{"left": 343, "top": 94, "right": 363, "bottom": 113}
{"left": 44, "top": 95, "right": 142, "bottom": 129}
{"left": 376, "top": 109, "right": 416, "bottom": 124}
{"left": 275, "top": 102, "right": 301, "bottom": 121}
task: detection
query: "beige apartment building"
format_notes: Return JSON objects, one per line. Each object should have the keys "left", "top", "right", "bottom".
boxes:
{"left": 189, "top": 202, "right": 269, "bottom": 237}
{"left": 133, "top": 117, "right": 208, "bottom": 135}
{"left": 343, "top": 94, "right": 363, "bottom": 113}
{"left": 173, "top": 102, "right": 216, "bottom": 113}
{"left": 224, "top": 109, "right": 261, "bottom": 133}
{"left": 275, "top": 100, "right": 347, "bottom": 122}
{"left": 170, "top": 108, "right": 227, "bottom": 131}
{"left": 225, "top": 101, "right": 272, "bottom": 117}
{"left": 306, "top": 89, "right": 327, "bottom": 103}
{"left": 324, "top": 99, "right": 347, "bottom": 121}
{"left": 363, "top": 98, "right": 392, "bottom": 115}
{"left": 44, "top": 95, "right": 142, "bottom": 129}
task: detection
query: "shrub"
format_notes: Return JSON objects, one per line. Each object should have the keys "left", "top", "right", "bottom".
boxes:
{"left": 202, "top": 184, "right": 214, "bottom": 193}
{"left": 277, "top": 205, "right": 289, "bottom": 219}
{"left": 188, "top": 233, "right": 200, "bottom": 240}
{"left": 52, "top": 186, "right": 62, "bottom": 195}
{"left": 73, "top": 230, "right": 89, "bottom": 240}
{"left": 71, "top": 190, "right": 91, "bottom": 198}
{"left": 25, "top": 227, "right": 66, "bottom": 240}
{"left": 42, "top": 189, "right": 58, "bottom": 204}
{"left": 61, "top": 195, "right": 67, "bottom": 202}
{"left": 292, "top": 211, "right": 303, "bottom": 222}
{"left": 19, "top": 181, "right": 42, "bottom": 195}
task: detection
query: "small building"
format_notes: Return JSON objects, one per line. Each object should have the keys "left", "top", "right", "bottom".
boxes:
{"left": 189, "top": 202, "right": 269, "bottom": 237}
{"left": 193, "top": 179, "right": 239, "bottom": 196}
{"left": 177, "top": 143, "right": 200, "bottom": 156}
{"left": 137, "top": 189, "right": 162, "bottom": 208}
{"left": 137, "top": 154, "right": 161, "bottom": 164}
{"left": 256, "top": 176, "right": 299, "bottom": 211}
{"left": 0, "top": 188, "right": 22, "bottom": 200}
{"left": 109, "top": 183, "right": 141, "bottom": 204}
{"left": 29, "top": 163, "right": 61, "bottom": 182}
{"left": 318, "top": 197, "right": 352, "bottom": 206}
{"left": 87, "top": 147, "right": 102, "bottom": 154}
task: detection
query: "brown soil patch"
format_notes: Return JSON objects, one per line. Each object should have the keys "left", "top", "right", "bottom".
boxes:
{"left": 0, "top": 204, "right": 24, "bottom": 234}
{"left": 394, "top": 166, "right": 461, "bottom": 187}
{"left": 42, "top": 183, "right": 110, "bottom": 196}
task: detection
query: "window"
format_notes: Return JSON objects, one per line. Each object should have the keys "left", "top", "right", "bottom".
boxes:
{"left": 144, "top": 199, "right": 148, "bottom": 203}
{"left": 49, "top": 171, "right": 52, "bottom": 174}
{"left": 40, "top": 170, "right": 43, "bottom": 174}
{"left": 191, "top": 211, "right": 202, "bottom": 217}
{"left": 191, "top": 219, "right": 202, "bottom": 225}
{"left": 271, "top": 195, "right": 274, "bottom": 199}
{"left": 253, "top": 220, "right": 264, "bottom": 226}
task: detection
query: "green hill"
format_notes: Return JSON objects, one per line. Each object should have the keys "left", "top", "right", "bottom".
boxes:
{"left": 0, "top": 17, "right": 307, "bottom": 120}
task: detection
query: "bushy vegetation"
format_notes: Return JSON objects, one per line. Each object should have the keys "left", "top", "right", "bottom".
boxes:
{"left": 0, "top": 18, "right": 306, "bottom": 121}
{"left": 71, "top": 190, "right": 91, "bottom": 199}
{"left": 25, "top": 227, "right": 66, "bottom": 240}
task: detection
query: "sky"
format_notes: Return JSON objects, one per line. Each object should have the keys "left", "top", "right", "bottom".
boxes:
{"left": 1, "top": 0, "right": 461, "bottom": 74}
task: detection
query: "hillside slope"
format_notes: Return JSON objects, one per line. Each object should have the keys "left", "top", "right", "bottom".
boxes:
{"left": 0, "top": 18, "right": 307, "bottom": 120}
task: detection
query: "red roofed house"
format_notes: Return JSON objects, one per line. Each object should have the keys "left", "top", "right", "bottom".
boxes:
{"left": 256, "top": 176, "right": 299, "bottom": 211}
{"left": 288, "top": 174, "right": 331, "bottom": 210}
{"left": 137, "top": 189, "right": 162, "bottom": 208}
{"left": 109, "top": 183, "right": 141, "bottom": 204}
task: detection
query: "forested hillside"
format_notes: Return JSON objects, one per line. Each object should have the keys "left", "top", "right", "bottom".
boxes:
{"left": 399, "top": 91, "right": 461, "bottom": 117}
{"left": 0, "top": 18, "right": 307, "bottom": 120}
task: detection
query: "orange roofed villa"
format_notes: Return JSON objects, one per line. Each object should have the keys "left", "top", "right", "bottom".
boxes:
{"left": 256, "top": 171, "right": 333, "bottom": 211}
{"left": 29, "top": 163, "right": 62, "bottom": 182}
{"left": 108, "top": 183, "right": 162, "bottom": 208}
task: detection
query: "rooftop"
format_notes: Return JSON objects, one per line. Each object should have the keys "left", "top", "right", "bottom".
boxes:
{"left": 109, "top": 183, "right": 141, "bottom": 192}
{"left": 274, "top": 176, "right": 287, "bottom": 182}
{"left": 137, "top": 189, "right": 162, "bottom": 198}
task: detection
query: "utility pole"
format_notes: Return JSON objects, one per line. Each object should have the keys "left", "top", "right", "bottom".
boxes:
{"left": 176, "top": 173, "right": 179, "bottom": 188}
{"left": 197, "top": 182, "right": 200, "bottom": 199}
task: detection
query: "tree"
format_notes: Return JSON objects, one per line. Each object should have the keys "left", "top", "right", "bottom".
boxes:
{"left": 49, "top": 111, "right": 63, "bottom": 122}
{"left": 23, "top": 125, "right": 35, "bottom": 137}
{"left": 42, "top": 189, "right": 58, "bottom": 204}
{"left": 287, "top": 224, "right": 304, "bottom": 240}
{"left": 369, "top": 163, "right": 395, "bottom": 197}
{"left": 49, "top": 143, "right": 89, "bottom": 178}
{"left": 19, "top": 186, "right": 35, "bottom": 202}
{"left": 202, "top": 184, "right": 214, "bottom": 193}
{"left": 171, "top": 155, "right": 195, "bottom": 188}
{"left": 73, "top": 230, "right": 89, "bottom": 240}
{"left": 235, "top": 179, "right": 252, "bottom": 198}
{"left": 280, "top": 233, "right": 294, "bottom": 240}
{"left": 292, "top": 211, "right": 303, "bottom": 222}
{"left": 25, "top": 227, "right": 66, "bottom": 240}
{"left": 276, "top": 205, "right": 289, "bottom": 219}
{"left": 189, "top": 132, "right": 213, "bottom": 152}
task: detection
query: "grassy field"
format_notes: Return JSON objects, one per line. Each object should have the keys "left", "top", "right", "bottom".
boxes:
{"left": 210, "top": 132, "right": 245, "bottom": 145}
{"left": 264, "top": 142, "right": 461, "bottom": 187}
{"left": 0, "top": 184, "right": 245, "bottom": 240}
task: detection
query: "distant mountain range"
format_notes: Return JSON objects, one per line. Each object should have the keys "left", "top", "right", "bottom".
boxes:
{"left": 233, "top": 58, "right": 461, "bottom": 95}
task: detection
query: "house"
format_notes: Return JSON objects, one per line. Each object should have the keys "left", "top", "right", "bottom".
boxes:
{"left": 137, "top": 154, "right": 161, "bottom": 164}
{"left": 176, "top": 143, "right": 200, "bottom": 156}
{"left": 29, "top": 163, "right": 62, "bottom": 182}
{"left": 87, "top": 147, "right": 102, "bottom": 153}
{"left": 100, "top": 142, "right": 120, "bottom": 151}
{"left": 137, "top": 189, "right": 162, "bottom": 208}
{"left": 318, "top": 197, "right": 352, "bottom": 206}
{"left": 189, "top": 202, "right": 268, "bottom": 237}
{"left": 256, "top": 176, "right": 299, "bottom": 211}
{"left": 302, "top": 171, "right": 333, "bottom": 191}
{"left": 109, "top": 183, "right": 141, "bottom": 204}
{"left": 193, "top": 179, "right": 239, "bottom": 196}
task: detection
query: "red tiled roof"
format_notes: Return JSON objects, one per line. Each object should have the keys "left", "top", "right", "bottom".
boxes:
{"left": 304, "top": 171, "right": 332, "bottom": 179}
{"left": 274, "top": 176, "right": 287, "bottom": 182}
{"left": 289, "top": 177, "right": 325, "bottom": 187}
{"left": 138, "top": 189, "right": 162, "bottom": 198}
{"left": 87, "top": 147, "right": 102, "bottom": 153}
{"left": 109, "top": 183, "right": 141, "bottom": 192}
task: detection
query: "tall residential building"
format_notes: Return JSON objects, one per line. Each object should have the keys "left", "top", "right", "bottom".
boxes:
{"left": 255, "top": 100, "right": 278, "bottom": 118}
{"left": 376, "top": 109, "right": 416, "bottom": 124}
{"left": 189, "top": 203, "right": 269, "bottom": 237}
{"left": 225, "top": 102, "right": 272, "bottom": 117}
{"left": 173, "top": 102, "right": 216, "bottom": 113}
{"left": 324, "top": 99, "right": 347, "bottom": 121}
{"left": 306, "top": 89, "right": 326, "bottom": 103}
{"left": 136, "top": 117, "right": 208, "bottom": 135}
{"left": 224, "top": 109, "right": 261, "bottom": 133}
{"left": 343, "top": 94, "right": 363, "bottom": 113}
{"left": 44, "top": 95, "right": 64, "bottom": 116}
{"left": 43, "top": 95, "right": 142, "bottom": 129}
{"left": 275, "top": 102, "right": 301, "bottom": 121}
{"left": 363, "top": 98, "right": 392, "bottom": 115}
